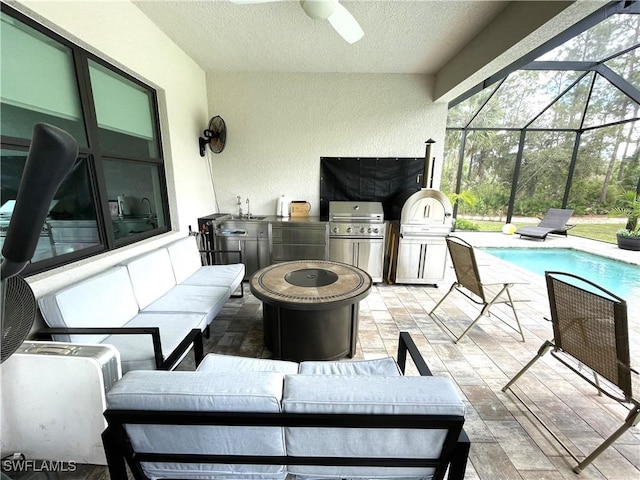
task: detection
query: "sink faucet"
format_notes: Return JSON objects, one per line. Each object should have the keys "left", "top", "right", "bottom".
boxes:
{"left": 237, "top": 196, "right": 243, "bottom": 217}
{"left": 141, "top": 197, "right": 152, "bottom": 217}
{"left": 246, "top": 198, "right": 251, "bottom": 218}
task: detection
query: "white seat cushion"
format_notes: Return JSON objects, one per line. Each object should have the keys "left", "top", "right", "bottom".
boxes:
{"left": 106, "top": 370, "right": 287, "bottom": 479}
{"left": 181, "top": 264, "right": 245, "bottom": 295}
{"left": 283, "top": 375, "right": 465, "bottom": 479}
{"left": 299, "top": 357, "right": 400, "bottom": 376}
{"left": 197, "top": 354, "right": 299, "bottom": 375}
{"left": 141, "top": 285, "right": 229, "bottom": 326}
{"left": 166, "top": 236, "right": 245, "bottom": 295}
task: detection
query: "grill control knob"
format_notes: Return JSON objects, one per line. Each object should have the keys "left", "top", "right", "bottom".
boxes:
{"left": 332, "top": 227, "right": 339, "bottom": 234}
{"left": 346, "top": 227, "right": 352, "bottom": 233}
{"left": 367, "top": 227, "right": 372, "bottom": 233}
{"left": 373, "top": 228, "right": 379, "bottom": 234}
{"left": 360, "top": 227, "right": 366, "bottom": 233}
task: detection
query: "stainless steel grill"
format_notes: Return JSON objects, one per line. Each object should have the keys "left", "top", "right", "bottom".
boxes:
{"left": 393, "top": 188, "right": 453, "bottom": 285}
{"left": 328, "top": 201, "right": 386, "bottom": 282}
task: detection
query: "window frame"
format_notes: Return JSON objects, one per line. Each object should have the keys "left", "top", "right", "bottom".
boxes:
{"left": 0, "top": 3, "right": 171, "bottom": 276}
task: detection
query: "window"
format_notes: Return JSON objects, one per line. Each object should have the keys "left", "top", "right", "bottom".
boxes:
{"left": 89, "top": 60, "right": 160, "bottom": 158}
{"left": 0, "top": 14, "right": 87, "bottom": 146}
{"left": 0, "top": 5, "right": 170, "bottom": 275}
{"left": 104, "top": 160, "right": 167, "bottom": 240}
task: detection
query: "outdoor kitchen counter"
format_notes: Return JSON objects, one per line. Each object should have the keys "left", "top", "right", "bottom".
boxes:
{"left": 250, "top": 260, "right": 372, "bottom": 361}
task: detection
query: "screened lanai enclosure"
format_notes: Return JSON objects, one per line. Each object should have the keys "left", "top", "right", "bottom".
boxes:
{"left": 444, "top": 1, "right": 640, "bottom": 243}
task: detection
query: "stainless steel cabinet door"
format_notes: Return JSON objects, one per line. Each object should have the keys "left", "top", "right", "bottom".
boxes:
{"left": 214, "top": 235, "right": 243, "bottom": 265}
{"left": 329, "top": 238, "right": 354, "bottom": 265}
{"left": 329, "top": 238, "right": 384, "bottom": 282}
{"left": 396, "top": 238, "right": 447, "bottom": 284}
{"left": 354, "top": 240, "right": 384, "bottom": 282}
{"left": 257, "top": 238, "right": 270, "bottom": 270}
{"left": 242, "top": 238, "right": 259, "bottom": 279}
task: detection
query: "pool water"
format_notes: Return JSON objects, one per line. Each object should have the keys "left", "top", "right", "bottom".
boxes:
{"left": 482, "top": 248, "right": 640, "bottom": 301}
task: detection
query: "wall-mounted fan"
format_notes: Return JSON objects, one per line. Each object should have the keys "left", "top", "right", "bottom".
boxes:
{"left": 199, "top": 115, "right": 227, "bottom": 156}
{"left": 231, "top": 0, "right": 364, "bottom": 44}
{"left": 1, "top": 123, "right": 78, "bottom": 362}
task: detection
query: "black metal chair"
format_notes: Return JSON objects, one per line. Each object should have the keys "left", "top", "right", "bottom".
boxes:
{"left": 502, "top": 271, "right": 639, "bottom": 474}
{"left": 429, "top": 236, "right": 528, "bottom": 343}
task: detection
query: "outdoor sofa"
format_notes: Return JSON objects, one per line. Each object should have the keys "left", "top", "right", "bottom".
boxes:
{"left": 102, "top": 332, "right": 470, "bottom": 480}
{"left": 37, "top": 236, "right": 244, "bottom": 373}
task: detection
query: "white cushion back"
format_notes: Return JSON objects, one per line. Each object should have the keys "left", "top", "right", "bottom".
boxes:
{"left": 299, "top": 357, "right": 401, "bottom": 375}
{"left": 166, "top": 236, "right": 202, "bottom": 284}
{"left": 283, "top": 375, "right": 465, "bottom": 479}
{"left": 197, "top": 354, "right": 300, "bottom": 375}
{"left": 107, "top": 370, "right": 287, "bottom": 479}
{"left": 38, "top": 266, "right": 139, "bottom": 343}
{"left": 121, "top": 249, "right": 177, "bottom": 309}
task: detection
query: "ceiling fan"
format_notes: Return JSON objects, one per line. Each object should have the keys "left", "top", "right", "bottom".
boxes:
{"left": 231, "top": 0, "right": 364, "bottom": 44}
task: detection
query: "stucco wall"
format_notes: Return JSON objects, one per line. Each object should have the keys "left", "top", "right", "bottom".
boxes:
{"left": 207, "top": 72, "right": 447, "bottom": 217}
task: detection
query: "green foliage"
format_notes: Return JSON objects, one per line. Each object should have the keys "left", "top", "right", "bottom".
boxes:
{"left": 617, "top": 228, "right": 640, "bottom": 238}
{"left": 441, "top": 14, "right": 640, "bottom": 243}
{"left": 447, "top": 190, "right": 477, "bottom": 208}
{"left": 609, "top": 188, "right": 640, "bottom": 233}
{"left": 454, "top": 218, "right": 480, "bottom": 231}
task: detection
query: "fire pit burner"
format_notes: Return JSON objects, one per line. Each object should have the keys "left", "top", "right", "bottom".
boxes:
{"left": 285, "top": 268, "right": 339, "bottom": 287}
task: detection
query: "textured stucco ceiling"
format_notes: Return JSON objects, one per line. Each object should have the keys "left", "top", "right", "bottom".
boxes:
{"left": 132, "top": 0, "right": 510, "bottom": 74}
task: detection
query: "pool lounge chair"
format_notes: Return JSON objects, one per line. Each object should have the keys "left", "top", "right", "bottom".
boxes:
{"left": 516, "top": 208, "right": 574, "bottom": 241}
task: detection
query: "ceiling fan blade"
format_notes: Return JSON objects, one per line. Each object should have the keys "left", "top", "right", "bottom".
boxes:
{"left": 327, "top": 2, "right": 363, "bottom": 44}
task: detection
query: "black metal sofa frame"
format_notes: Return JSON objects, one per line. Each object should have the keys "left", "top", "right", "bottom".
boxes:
{"left": 102, "top": 332, "right": 470, "bottom": 480}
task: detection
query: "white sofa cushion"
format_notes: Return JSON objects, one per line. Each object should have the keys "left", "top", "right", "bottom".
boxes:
{"left": 197, "top": 354, "right": 299, "bottom": 375}
{"left": 104, "top": 312, "right": 207, "bottom": 373}
{"left": 283, "top": 375, "right": 465, "bottom": 479}
{"left": 166, "top": 236, "right": 245, "bottom": 295}
{"left": 121, "top": 249, "right": 177, "bottom": 309}
{"left": 165, "top": 236, "right": 203, "bottom": 284}
{"left": 106, "top": 370, "right": 287, "bottom": 479}
{"left": 38, "top": 266, "right": 139, "bottom": 343}
{"left": 182, "top": 264, "right": 244, "bottom": 293}
{"left": 298, "top": 357, "right": 401, "bottom": 376}
{"left": 140, "top": 285, "right": 229, "bottom": 327}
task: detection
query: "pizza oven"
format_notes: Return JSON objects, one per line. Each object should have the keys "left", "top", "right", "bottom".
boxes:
{"left": 389, "top": 188, "right": 453, "bottom": 285}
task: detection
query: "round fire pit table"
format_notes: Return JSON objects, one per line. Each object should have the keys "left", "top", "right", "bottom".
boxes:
{"left": 250, "top": 260, "right": 372, "bottom": 361}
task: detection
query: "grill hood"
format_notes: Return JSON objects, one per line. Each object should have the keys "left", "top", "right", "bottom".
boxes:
{"left": 329, "top": 201, "right": 384, "bottom": 222}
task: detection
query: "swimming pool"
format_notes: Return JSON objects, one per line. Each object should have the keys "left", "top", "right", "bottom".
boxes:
{"left": 482, "top": 248, "right": 640, "bottom": 301}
